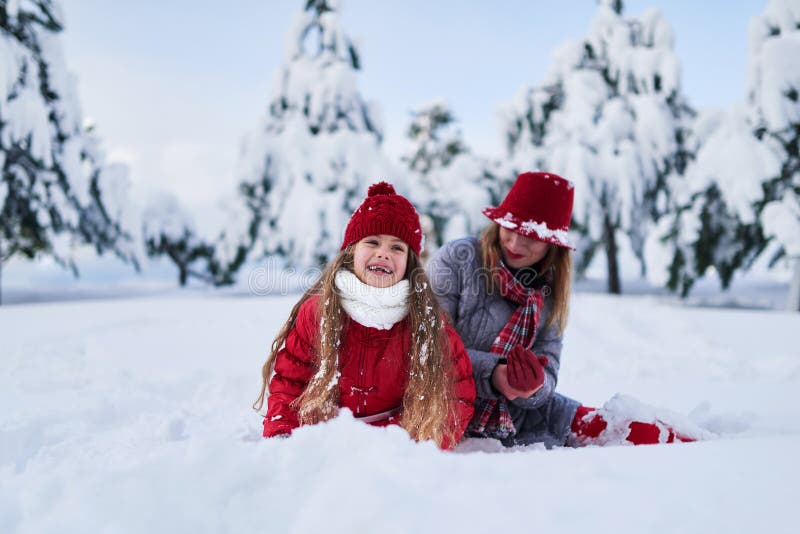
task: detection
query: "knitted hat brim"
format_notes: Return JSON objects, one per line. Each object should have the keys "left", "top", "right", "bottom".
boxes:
{"left": 482, "top": 206, "right": 575, "bottom": 250}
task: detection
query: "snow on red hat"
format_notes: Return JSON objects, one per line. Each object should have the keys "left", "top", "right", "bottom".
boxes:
{"left": 483, "top": 171, "right": 575, "bottom": 249}
{"left": 341, "top": 181, "right": 423, "bottom": 255}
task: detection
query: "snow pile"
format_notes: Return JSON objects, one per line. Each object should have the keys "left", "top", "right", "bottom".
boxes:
{"left": 1, "top": 293, "right": 799, "bottom": 532}
{"left": 571, "top": 393, "right": 716, "bottom": 446}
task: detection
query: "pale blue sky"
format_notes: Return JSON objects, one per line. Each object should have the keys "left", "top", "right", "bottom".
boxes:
{"left": 59, "top": 0, "right": 765, "bottom": 209}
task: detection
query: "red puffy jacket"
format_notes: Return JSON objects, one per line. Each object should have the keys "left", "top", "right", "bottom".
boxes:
{"left": 263, "top": 295, "right": 475, "bottom": 449}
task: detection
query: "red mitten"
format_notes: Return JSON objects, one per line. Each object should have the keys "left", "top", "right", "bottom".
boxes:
{"left": 506, "top": 345, "right": 548, "bottom": 391}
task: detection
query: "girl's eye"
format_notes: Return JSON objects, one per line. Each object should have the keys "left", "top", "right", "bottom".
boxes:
{"left": 392, "top": 246, "right": 405, "bottom": 252}
{"left": 366, "top": 240, "right": 378, "bottom": 246}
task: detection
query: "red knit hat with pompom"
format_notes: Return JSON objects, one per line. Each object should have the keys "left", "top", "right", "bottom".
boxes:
{"left": 341, "top": 181, "right": 423, "bottom": 255}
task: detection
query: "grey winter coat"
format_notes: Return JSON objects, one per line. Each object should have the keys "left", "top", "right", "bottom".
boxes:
{"left": 427, "top": 237, "right": 580, "bottom": 447}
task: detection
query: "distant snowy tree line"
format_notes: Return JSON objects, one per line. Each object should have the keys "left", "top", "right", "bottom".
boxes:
{"left": 2, "top": 0, "right": 798, "bottom": 310}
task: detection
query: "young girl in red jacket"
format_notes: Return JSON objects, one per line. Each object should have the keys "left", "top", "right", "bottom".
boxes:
{"left": 253, "top": 182, "right": 476, "bottom": 449}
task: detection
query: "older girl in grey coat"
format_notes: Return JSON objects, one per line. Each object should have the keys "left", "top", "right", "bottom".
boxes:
{"left": 427, "top": 172, "right": 700, "bottom": 448}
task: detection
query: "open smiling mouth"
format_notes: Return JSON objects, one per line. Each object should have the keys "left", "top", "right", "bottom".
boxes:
{"left": 367, "top": 265, "right": 393, "bottom": 275}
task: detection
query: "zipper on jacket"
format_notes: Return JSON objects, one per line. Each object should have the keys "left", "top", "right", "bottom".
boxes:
{"left": 353, "top": 333, "right": 372, "bottom": 416}
{"left": 350, "top": 324, "right": 394, "bottom": 416}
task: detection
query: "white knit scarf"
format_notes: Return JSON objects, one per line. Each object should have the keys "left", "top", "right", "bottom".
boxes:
{"left": 334, "top": 269, "right": 409, "bottom": 330}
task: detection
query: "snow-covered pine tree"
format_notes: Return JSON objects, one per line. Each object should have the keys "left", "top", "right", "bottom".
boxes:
{"left": 403, "top": 103, "right": 468, "bottom": 176}
{"left": 643, "top": 107, "right": 780, "bottom": 297}
{"left": 0, "top": 0, "right": 136, "bottom": 303}
{"left": 498, "top": 0, "right": 692, "bottom": 294}
{"left": 237, "top": 0, "right": 396, "bottom": 269}
{"left": 644, "top": 0, "right": 798, "bottom": 302}
{"left": 142, "top": 193, "right": 210, "bottom": 287}
{"left": 401, "top": 102, "right": 498, "bottom": 255}
{"left": 142, "top": 191, "right": 251, "bottom": 287}
{"left": 751, "top": 0, "right": 800, "bottom": 311}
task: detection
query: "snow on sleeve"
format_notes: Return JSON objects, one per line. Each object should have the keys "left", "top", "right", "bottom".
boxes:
{"left": 583, "top": 394, "right": 716, "bottom": 446}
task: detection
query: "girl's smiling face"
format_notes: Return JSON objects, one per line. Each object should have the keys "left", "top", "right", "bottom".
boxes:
{"left": 499, "top": 227, "right": 550, "bottom": 268}
{"left": 352, "top": 234, "right": 409, "bottom": 288}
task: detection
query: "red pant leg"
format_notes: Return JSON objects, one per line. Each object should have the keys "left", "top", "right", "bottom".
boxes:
{"left": 571, "top": 405, "right": 695, "bottom": 445}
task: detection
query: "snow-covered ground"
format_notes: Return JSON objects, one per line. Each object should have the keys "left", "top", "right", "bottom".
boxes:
{"left": 1, "top": 292, "right": 798, "bottom": 533}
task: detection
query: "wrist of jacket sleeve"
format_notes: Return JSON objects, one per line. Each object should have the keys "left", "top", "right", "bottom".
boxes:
{"left": 468, "top": 348, "right": 502, "bottom": 400}
{"left": 509, "top": 372, "right": 554, "bottom": 410}
{"left": 264, "top": 423, "right": 294, "bottom": 438}
{"left": 489, "top": 362, "right": 504, "bottom": 397}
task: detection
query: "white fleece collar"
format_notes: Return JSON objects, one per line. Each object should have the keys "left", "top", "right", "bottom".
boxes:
{"left": 334, "top": 269, "right": 409, "bottom": 330}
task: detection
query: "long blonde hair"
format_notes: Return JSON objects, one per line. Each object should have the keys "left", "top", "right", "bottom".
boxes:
{"left": 253, "top": 246, "right": 458, "bottom": 448}
{"left": 479, "top": 223, "right": 571, "bottom": 334}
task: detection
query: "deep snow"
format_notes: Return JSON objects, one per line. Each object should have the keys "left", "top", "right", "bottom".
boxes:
{"left": 1, "top": 292, "right": 798, "bottom": 533}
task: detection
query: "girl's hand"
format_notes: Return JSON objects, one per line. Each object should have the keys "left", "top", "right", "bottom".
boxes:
{"left": 491, "top": 363, "right": 541, "bottom": 400}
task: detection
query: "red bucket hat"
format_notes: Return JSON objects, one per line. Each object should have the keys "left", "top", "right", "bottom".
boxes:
{"left": 483, "top": 171, "right": 575, "bottom": 250}
{"left": 341, "top": 181, "right": 424, "bottom": 255}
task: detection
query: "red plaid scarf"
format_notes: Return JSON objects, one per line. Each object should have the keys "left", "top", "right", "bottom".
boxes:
{"left": 467, "top": 264, "right": 544, "bottom": 439}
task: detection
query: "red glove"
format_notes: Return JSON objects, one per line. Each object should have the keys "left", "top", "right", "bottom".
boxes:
{"left": 506, "top": 345, "right": 549, "bottom": 392}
